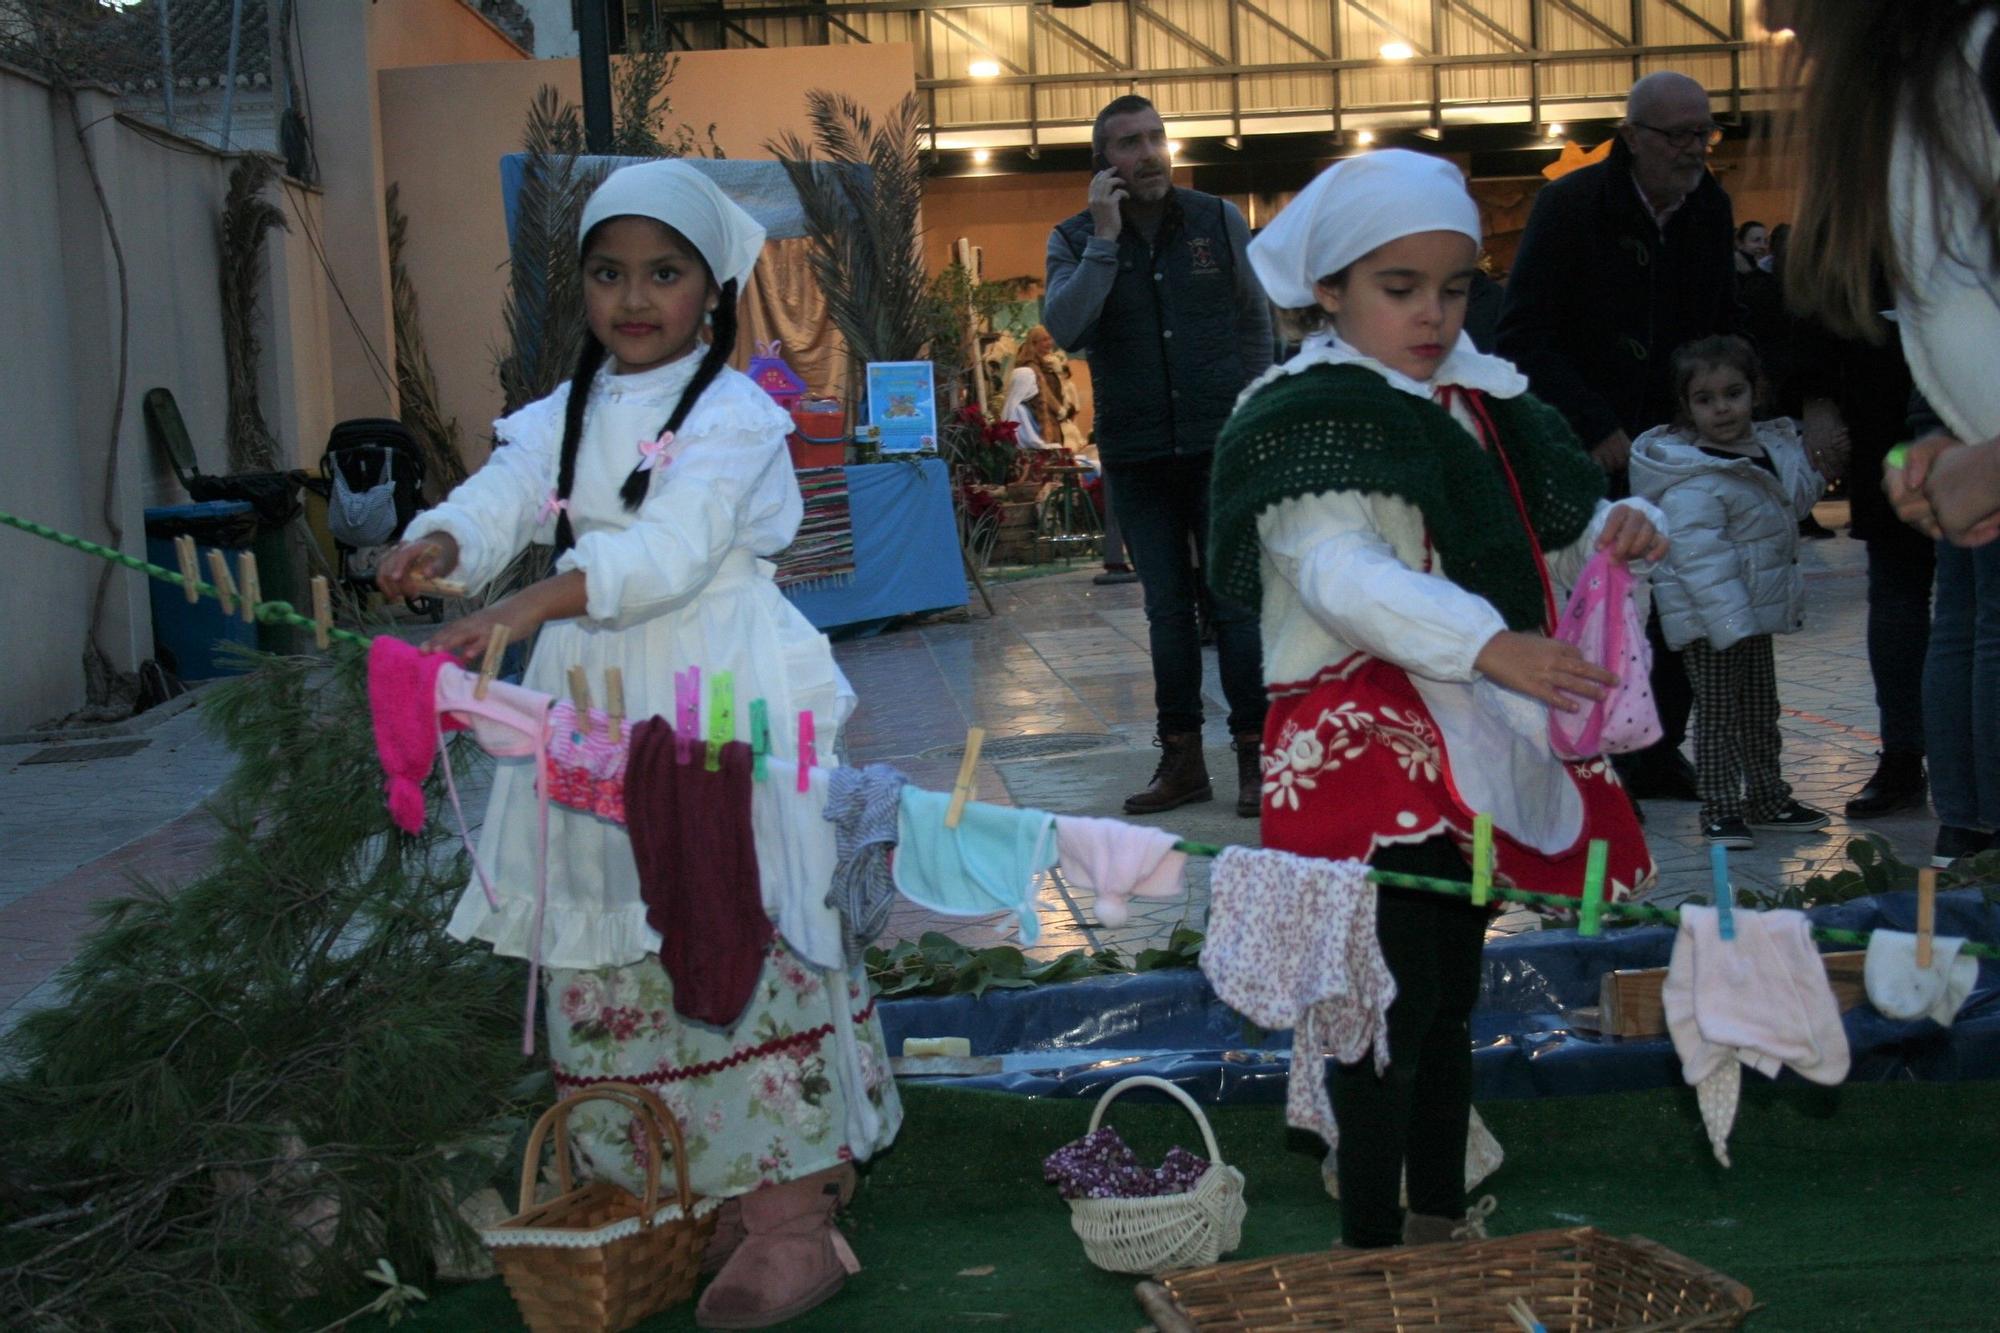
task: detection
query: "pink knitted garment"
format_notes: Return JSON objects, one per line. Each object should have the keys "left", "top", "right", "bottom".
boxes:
{"left": 367, "top": 636, "right": 465, "bottom": 833}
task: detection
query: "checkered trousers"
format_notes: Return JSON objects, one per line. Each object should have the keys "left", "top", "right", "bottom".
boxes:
{"left": 1682, "top": 634, "right": 1791, "bottom": 823}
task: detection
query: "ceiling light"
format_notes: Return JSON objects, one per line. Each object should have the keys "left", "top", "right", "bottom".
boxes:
{"left": 1355, "top": 130, "right": 1376, "bottom": 146}
{"left": 1378, "top": 41, "right": 1416, "bottom": 61}
{"left": 968, "top": 59, "right": 1001, "bottom": 78}
{"left": 971, "top": 149, "right": 991, "bottom": 164}
{"left": 1417, "top": 126, "right": 1442, "bottom": 141}
{"left": 1769, "top": 27, "right": 1796, "bottom": 42}
{"left": 1167, "top": 140, "right": 1182, "bottom": 156}
{"left": 1546, "top": 122, "right": 1565, "bottom": 138}
{"left": 1223, "top": 135, "right": 1241, "bottom": 150}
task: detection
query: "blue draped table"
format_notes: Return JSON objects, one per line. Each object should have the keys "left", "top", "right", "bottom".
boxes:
{"left": 783, "top": 459, "right": 966, "bottom": 633}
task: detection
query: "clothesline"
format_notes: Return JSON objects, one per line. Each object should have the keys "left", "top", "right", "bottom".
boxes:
{"left": 4, "top": 505, "right": 1994, "bottom": 962}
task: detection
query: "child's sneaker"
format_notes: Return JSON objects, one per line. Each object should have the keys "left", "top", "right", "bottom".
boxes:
{"left": 1702, "top": 817, "right": 1754, "bottom": 848}
{"left": 1747, "top": 801, "right": 1831, "bottom": 832}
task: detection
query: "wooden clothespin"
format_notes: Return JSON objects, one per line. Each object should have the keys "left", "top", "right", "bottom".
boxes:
{"left": 1917, "top": 866, "right": 1938, "bottom": 969}
{"left": 705, "top": 672, "right": 735, "bottom": 773}
{"left": 1470, "top": 813, "right": 1494, "bottom": 908}
{"left": 475, "top": 625, "right": 509, "bottom": 701}
{"left": 175, "top": 535, "right": 200, "bottom": 604}
{"left": 797, "top": 711, "right": 816, "bottom": 792}
{"left": 604, "top": 667, "right": 624, "bottom": 744}
{"left": 945, "top": 727, "right": 986, "bottom": 829}
{"left": 1711, "top": 842, "right": 1735, "bottom": 941}
{"left": 566, "top": 666, "right": 592, "bottom": 734}
{"left": 309, "top": 575, "right": 332, "bottom": 649}
{"left": 236, "top": 550, "right": 261, "bottom": 625}
{"left": 676, "top": 668, "right": 701, "bottom": 764}
{"left": 1578, "top": 839, "right": 1608, "bottom": 937}
{"left": 749, "top": 698, "right": 770, "bottom": 783}
{"left": 206, "top": 549, "right": 237, "bottom": 617}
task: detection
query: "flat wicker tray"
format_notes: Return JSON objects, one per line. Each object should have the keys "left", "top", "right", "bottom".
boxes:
{"left": 1143, "top": 1227, "right": 1754, "bottom": 1331}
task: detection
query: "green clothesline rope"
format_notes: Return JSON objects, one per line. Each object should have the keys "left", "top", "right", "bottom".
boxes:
{"left": 3, "top": 506, "right": 1994, "bottom": 961}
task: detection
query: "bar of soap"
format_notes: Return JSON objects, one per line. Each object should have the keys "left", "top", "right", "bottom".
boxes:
{"left": 901, "top": 1037, "right": 971, "bottom": 1059}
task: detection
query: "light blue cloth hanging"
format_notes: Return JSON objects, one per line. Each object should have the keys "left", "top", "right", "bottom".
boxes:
{"left": 892, "top": 787, "right": 1058, "bottom": 943}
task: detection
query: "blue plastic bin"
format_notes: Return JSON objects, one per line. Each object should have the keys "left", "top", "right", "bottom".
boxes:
{"left": 143, "top": 501, "right": 259, "bottom": 679}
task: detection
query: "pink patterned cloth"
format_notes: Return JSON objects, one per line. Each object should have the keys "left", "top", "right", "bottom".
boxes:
{"left": 1200, "top": 847, "right": 1395, "bottom": 1151}
{"left": 547, "top": 700, "right": 629, "bottom": 822}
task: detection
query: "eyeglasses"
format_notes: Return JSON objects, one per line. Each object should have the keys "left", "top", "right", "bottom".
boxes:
{"left": 1631, "top": 121, "right": 1724, "bottom": 149}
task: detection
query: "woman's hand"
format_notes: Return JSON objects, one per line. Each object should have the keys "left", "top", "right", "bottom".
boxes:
{"left": 1924, "top": 436, "right": 2000, "bottom": 547}
{"left": 377, "top": 534, "right": 460, "bottom": 601}
{"left": 419, "top": 571, "right": 589, "bottom": 663}
{"left": 1595, "top": 505, "right": 1669, "bottom": 563}
{"left": 1475, "top": 630, "right": 1619, "bottom": 712}
{"left": 1885, "top": 434, "right": 1962, "bottom": 539}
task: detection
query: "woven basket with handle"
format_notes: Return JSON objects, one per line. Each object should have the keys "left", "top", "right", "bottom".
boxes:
{"left": 1068, "top": 1075, "right": 1246, "bottom": 1276}
{"left": 482, "top": 1081, "right": 720, "bottom": 1333}
{"left": 1139, "top": 1226, "right": 1755, "bottom": 1331}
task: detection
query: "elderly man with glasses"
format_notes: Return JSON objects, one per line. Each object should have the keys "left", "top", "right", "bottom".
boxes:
{"left": 1498, "top": 70, "right": 1742, "bottom": 805}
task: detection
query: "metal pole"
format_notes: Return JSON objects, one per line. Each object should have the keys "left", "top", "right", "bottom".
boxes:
{"left": 576, "top": 0, "right": 615, "bottom": 153}
{"left": 157, "top": 0, "right": 176, "bottom": 132}
{"left": 220, "top": 0, "right": 244, "bottom": 148}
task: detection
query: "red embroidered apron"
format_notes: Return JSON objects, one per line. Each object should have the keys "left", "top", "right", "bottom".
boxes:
{"left": 1258, "top": 387, "right": 1654, "bottom": 902}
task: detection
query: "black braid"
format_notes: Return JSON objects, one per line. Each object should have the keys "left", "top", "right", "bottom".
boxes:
{"left": 552, "top": 332, "right": 609, "bottom": 556}
{"left": 619, "top": 278, "right": 741, "bottom": 511}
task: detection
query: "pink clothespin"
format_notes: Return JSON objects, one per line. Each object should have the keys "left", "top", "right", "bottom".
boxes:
{"left": 636, "top": 429, "right": 676, "bottom": 472}
{"left": 797, "top": 711, "right": 816, "bottom": 792}
{"left": 676, "top": 668, "right": 701, "bottom": 764}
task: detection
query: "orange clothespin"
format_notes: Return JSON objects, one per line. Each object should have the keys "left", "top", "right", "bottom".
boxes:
{"left": 605, "top": 667, "right": 624, "bottom": 744}
{"left": 236, "top": 551, "right": 261, "bottom": 625}
{"left": 309, "top": 576, "right": 333, "bottom": 649}
{"left": 945, "top": 727, "right": 985, "bottom": 829}
{"left": 1917, "top": 867, "right": 1938, "bottom": 969}
{"left": 175, "top": 536, "right": 200, "bottom": 604}
{"left": 475, "top": 625, "right": 509, "bottom": 701}
{"left": 206, "top": 549, "right": 237, "bottom": 617}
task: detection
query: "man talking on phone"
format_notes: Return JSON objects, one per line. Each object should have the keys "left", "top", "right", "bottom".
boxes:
{"left": 1044, "top": 95, "right": 1273, "bottom": 819}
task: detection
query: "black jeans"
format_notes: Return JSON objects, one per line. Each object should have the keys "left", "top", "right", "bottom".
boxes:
{"left": 1105, "top": 453, "right": 1265, "bottom": 736}
{"left": 1866, "top": 536, "right": 1936, "bottom": 757}
{"left": 1327, "top": 838, "right": 1488, "bottom": 1248}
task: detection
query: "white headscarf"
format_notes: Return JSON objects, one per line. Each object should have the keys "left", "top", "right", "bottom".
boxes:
{"left": 1248, "top": 149, "right": 1482, "bottom": 308}
{"left": 577, "top": 160, "right": 766, "bottom": 292}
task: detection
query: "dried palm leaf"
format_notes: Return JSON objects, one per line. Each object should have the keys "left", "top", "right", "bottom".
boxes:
{"left": 219, "top": 156, "right": 287, "bottom": 473}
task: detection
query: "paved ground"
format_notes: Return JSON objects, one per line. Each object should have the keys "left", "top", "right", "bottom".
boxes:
{"left": 0, "top": 499, "right": 1935, "bottom": 1033}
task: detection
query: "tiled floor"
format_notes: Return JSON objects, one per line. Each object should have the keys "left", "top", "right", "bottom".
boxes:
{"left": 0, "top": 500, "right": 1940, "bottom": 1030}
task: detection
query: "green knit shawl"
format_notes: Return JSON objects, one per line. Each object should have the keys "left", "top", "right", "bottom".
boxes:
{"left": 1208, "top": 364, "right": 1605, "bottom": 632}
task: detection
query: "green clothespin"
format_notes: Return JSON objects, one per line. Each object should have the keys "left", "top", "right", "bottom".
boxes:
{"left": 749, "top": 698, "right": 770, "bottom": 783}
{"left": 1578, "top": 839, "right": 1608, "bottom": 937}
{"left": 1886, "top": 441, "right": 1914, "bottom": 472}
{"left": 1470, "top": 813, "right": 1494, "bottom": 908}
{"left": 705, "top": 672, "right": 735, "bottom": 773}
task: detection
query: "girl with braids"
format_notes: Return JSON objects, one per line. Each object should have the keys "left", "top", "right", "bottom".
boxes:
{"left": 378, "top": 161, "right": 897, "bottom": 1328}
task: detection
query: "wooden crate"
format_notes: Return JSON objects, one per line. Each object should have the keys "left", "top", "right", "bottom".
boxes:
{"left": 1589, "top": 952, "right": 1867, "bottom": 1037}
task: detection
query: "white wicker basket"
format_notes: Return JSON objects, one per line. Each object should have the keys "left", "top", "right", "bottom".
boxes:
{"left": 1067, "top": 1075, "right": 1247, "bottom": 1276}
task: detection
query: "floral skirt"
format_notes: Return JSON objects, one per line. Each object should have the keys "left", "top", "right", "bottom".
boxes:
{"left": 1260, "top": 657, "right": 1653, "bottom": 901}
{"left": 545, "top": 940, "right": 902, "bottom": 1200}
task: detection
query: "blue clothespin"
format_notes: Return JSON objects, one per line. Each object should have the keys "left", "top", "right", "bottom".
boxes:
{"left": 1578, "top": 839, "right": 1607, "bottom": 937}
{"left": 1711, "top": 842, "right": 1735, "bottom": 941}
{"left": 749, "top": 698, "right": 769, "bottom": 783}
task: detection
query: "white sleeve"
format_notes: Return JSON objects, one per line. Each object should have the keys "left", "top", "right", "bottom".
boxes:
{"left": 1000, "top": 367, "right": 1046, "bottom": 447}
{"left": 401, "top": 390, "right": 565, "bottom": 592}
{"left": 555, "top": 427, "right": 796, "bottom": 626}
{"left": 1258, "top": 491, "right": 1507, "bottom": 683}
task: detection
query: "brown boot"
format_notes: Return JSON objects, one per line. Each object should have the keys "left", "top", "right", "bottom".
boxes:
{"left": 700, "top": 1165, "right": 853, "bottom": 1277}
{"left": 1123, "top": 732, "right": 1212, "bottom": 815}
{"left": 1232, "top": 732, "right": 1262, "bottom": 818}
{"left": 695, "top": 1166, "right": 860, "bottom": 1329}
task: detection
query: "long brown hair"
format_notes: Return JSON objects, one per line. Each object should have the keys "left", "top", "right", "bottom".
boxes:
{"left": 1783, "top": 1, "right": 2000, "bottom": 339}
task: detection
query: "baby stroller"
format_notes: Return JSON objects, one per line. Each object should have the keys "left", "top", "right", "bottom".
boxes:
{"left": 307, "top": 418, "right": 442, "bottom": 620}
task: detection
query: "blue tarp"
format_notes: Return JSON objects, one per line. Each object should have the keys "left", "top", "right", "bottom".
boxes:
{"left": 879, "top": 889, "right": 2000, "bottom": 1103}
{"left": 782, "top": 460, "right": 966, "bottom": 633}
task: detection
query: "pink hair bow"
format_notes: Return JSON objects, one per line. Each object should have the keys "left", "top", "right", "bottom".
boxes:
{"left": 538, "top": 491, "right": 570, "bottom": 525}
{"left": 636, "top": 429, "right": 676, "bottom": 472}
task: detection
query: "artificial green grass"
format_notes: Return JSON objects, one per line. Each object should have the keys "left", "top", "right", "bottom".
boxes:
{"left": 316, "top": 1080, "right": 2000, "bottom": 1331}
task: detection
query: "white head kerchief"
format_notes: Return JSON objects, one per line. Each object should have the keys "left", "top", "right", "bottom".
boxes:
{"left": 1248, "top": 149, "right": 1482, "bottom": 308}
{"left": 577, "top": 160, "right": 766, "bottom": 291}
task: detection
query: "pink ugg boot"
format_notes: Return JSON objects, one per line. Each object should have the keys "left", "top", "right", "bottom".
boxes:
{"left": 694, "top": 1166, "right": 860, "bottom": 1329}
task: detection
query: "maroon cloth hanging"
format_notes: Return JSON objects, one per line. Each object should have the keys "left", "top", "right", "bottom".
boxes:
{"left": 625, "top": 717, "right": 770, "bottom": 1029}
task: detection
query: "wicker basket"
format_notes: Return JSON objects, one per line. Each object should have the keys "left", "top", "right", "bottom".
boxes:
{"left": 1068, "top": 1075, "right": 1247, "bottom": 1276}
{"left": 482, "top": 1081, "right": 720, "bottom": 1333}
{"left": 1144, "top": 1226, "right": 1754, "bottom": 1331}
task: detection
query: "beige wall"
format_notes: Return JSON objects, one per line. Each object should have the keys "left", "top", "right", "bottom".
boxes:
{"left": 377, "top": 43, "right": 917, "bottom": 469}
{"left": 0, "top": 67, "right": 339, "bottom": 731}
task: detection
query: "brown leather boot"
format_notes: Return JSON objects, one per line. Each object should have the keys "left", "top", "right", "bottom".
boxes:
{"left": 1123, "top": 732, "right": 1212, "bottom": 814}
{"left": 695, "top": 1166, "right": 860, "bottom": 1328}
{"left": 1232, "top": 732, "right": 1263, "bottom": 818}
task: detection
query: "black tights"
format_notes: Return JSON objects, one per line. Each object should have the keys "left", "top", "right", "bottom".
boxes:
{"left": 1327, "top": 837, "right": 1488, "bottom": 1248}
